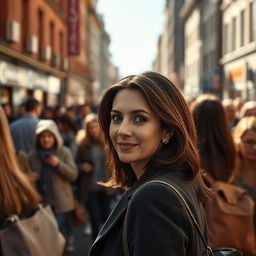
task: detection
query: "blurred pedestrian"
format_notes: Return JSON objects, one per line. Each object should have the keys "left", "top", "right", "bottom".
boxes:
{"left": 76, "top": 113, "right": 112, "bottom": 240}
{"left": 234, "top": 116, "right": 256, "bottom": 201}
{"left": 222, "top": 98, "right": 239, "bottom": 128}
{"left": 1, "top": 103, "right": 15, "bottom": 123}
{"left": 76, "top": 103, "right": 93, "bottom": 129}
{"left": 191, "top": 96, "right": 237, "bottom": 182}
{"left": 0, "top": 105, "right": 41, "bottom": 254}
{"left": 10, "top": 97, "right": 41, "bottom": 154}
{"left": 56, "top": 114, "right": 79, "bottom": 156}
{"left": 240, "top": 101, "right": 256, "bottom": 119}
{"left": 28, "top": 119, "right": 78, "bottom": 252}
{"left": 89, "top": 72, "right": 210, "bottom": 255}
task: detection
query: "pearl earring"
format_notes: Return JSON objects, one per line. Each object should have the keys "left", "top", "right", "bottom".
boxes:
{"left": 162, "top": 138, "right": 169, "bottom": 144}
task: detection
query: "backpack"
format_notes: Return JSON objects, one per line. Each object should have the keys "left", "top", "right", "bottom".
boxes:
{"left": 205, "top": 177, "right": 256, "bottom": 256}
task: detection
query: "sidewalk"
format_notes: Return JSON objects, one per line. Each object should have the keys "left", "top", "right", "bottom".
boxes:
{"left": 63, "top": 226, "right": 93, "bottom": 256}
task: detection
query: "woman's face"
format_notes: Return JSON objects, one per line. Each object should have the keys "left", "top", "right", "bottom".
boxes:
{"left": 109, "top": 89, "right": 167, "bottom": 172}
{"left": 240, "top": 130, "right": 256, "bottom": 161}
{"left": 88, "top": 121, "right": 101, "bottom": 139}
{"left": 38, "top": 131, "right": 55, "bottom": 150}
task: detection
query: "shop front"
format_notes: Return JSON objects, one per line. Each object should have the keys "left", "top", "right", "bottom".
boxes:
{"left": 0, "top": 60, "right": 62, "bottom": 110}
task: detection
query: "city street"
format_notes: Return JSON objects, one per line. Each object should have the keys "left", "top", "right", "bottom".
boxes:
{"left": 64, "top": 226, "right": 93, "bottom": 256}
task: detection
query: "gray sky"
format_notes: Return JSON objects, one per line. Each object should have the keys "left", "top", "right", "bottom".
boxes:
{"left": 98, "top": 0, "right": 165, "bottom": 77}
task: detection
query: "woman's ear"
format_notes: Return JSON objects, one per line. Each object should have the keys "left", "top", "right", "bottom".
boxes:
{"left": 162, "top": 130, "right": 174, "bottom": 141}
{"left": 161, "top": 130, "right": 174, "bottom": 144}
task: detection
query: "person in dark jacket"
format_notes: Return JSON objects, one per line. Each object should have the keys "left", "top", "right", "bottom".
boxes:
{"left": 89, "top": 72, "right": 211, "bottom": 256}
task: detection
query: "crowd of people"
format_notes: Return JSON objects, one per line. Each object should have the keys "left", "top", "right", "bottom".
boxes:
{"left": 0, "top": 71, "right": 255, "bottom": 255}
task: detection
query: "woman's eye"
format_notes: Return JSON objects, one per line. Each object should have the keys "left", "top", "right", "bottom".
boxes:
{"left": 111, "top": 115, "right": 122, "bottom": 122}
{"left": 134, "top": 116, "right": 147, "bottom": 123}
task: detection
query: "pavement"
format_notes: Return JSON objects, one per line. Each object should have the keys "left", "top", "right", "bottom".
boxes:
{"left": 63, "top": 226, "right": 93, "bottom": 256}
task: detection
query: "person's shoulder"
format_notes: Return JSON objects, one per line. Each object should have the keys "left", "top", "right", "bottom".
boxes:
{"left": 10, "top": 117, "right": 22, "bottom": 128}
{"left": 131, "top": 181, "right": 184, "bottom": 206}
{"left": 60, "top": 146, "right": 73, "bottom": 155}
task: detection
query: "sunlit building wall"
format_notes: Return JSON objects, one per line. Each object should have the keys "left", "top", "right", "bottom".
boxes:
{"left": 220, "top": 0, "right": 256, "bottom": 100}
{"left": 180, "top": 0, "right": 202, "bottom": 97}
{"left": 166, "top": 0, "right": 185, "bottom": 91}
{"left": 200, "top": 0, "right": 222, "bottom": 98}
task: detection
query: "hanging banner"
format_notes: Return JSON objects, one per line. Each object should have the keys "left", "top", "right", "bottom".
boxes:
{"left": 68, "top": 0, "right": 80, "bottom": 55}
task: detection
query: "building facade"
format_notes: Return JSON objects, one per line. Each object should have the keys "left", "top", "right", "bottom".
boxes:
{"left": 66, "top": 0, "right": 93, "bottom": 106}
{"left": 180, "top": 0, "right": 202, "bottom": 97}
{"left": 0, "top": 0, "right": 68, "bottom": 109}
{"left": 220, "top": 0, "right": 256, "bottom": 100}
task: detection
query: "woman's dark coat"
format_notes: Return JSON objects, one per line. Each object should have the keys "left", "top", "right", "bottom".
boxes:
{"left": 89, "top": 168, "right": 208, "bottom": 256}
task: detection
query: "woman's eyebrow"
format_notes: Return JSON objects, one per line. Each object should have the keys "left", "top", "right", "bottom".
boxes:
{"left": 111, "top": 109, "right": 150, "bottom": 115}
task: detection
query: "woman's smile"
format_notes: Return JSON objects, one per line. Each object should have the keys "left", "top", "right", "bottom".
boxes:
{"left": 117, "top": 142, "right": 138, "bottom": 151}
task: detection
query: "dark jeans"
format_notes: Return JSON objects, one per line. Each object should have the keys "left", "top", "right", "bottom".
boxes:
{"left": 55, "top": 211, "right": 74, "bottom": 242}
{"left": 86, "top": 190, "right": 110, "bottom": 241}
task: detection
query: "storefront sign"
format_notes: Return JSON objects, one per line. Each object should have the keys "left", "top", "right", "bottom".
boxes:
{"left": 229, "top": 66, "right": 244, "bottom": 81}
{"left": 0, "top": 60, "right": 58, "bottom": 92}
{"left": 48, "top": 76, "right": 61, "bottom": 94}
{"left": 229, "top": 66, "right": 245, "bottom": 91}
{"left": 0, "top": 61, "right": 28, "bottom": 87}
{"left": 68, "top": 0, "right": 80, "bottom": 56}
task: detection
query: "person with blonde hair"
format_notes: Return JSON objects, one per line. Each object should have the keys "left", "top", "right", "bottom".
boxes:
{"left": 239, "top": 101, "right": 256, "bottom": 119}
{"left": 0, "top": 106, "right": 40, "bottom": 226}
{"left": 234, "top": 116, "right": 256, "bottom": 201}
{"left": 76, "top": 113, "right": 112, "bottom": 240}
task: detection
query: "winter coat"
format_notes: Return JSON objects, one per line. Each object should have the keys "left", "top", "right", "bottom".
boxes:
{"left": 89, "top": 168, "right": 208, "bottom": 256}
{"left": 28, "top": 120, "right": 78, "bottom": 214}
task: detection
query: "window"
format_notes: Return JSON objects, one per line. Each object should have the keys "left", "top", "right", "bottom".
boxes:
{"left": 22, "top": 0, "right": 29, "bottom": 50}
{"left": 249, "top": 1, "right": 255, "bottom": 42}
{"left": 38, "top": 10, "right": 43, "bottom": 58}
{"left": 59, "top": 31, "right": 63, "bottom": 58}
{"left": 232, "top": 17, "right": 237, "bottom": 51}
{"left": 240, "top": 10, "right": 245, "bottom": 46}
{"left": 50, "top": 22, "right": 55, "bottom": 56}
{"left": 223, "top": 23, "right": 228, "bottom": 55}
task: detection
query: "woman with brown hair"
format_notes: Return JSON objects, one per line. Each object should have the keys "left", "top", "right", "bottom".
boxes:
{"left": 0, "top": 105, "right": 40, "bottom": 226}
{"left": 190, "top": 95, "right": 237, "bottom": 182}
{"left": 89, "top": 72, "right": 210, "bottom": 256}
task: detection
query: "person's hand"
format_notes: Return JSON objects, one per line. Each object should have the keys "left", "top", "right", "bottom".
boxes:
{"left": 82, "top": 162, "right": 93, "bottom": 173}
{"left": 44, "top": 155, "right": 60, "bottom": 167}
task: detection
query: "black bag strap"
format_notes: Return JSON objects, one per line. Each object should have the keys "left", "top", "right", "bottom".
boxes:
{"left": 122, "top": 179, "right": 213, "bottom": 256}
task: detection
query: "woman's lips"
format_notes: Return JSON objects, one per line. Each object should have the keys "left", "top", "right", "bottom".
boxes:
{"left": 117, "top": 142, "right": 137, "bottom": 150}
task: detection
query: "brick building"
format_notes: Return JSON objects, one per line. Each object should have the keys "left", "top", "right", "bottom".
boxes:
{"left": 0, "top": 0, "right": 70, "bottom": 109}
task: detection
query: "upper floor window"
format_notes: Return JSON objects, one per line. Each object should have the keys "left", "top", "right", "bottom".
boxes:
{"left": 249, "top": 1, "right": 255, "bottom": 42}
{"left": 240, "top": 10, "right": 245, "bottom": 47}
{"left": 231, "top": 17, "right": 237, "bottom": 51}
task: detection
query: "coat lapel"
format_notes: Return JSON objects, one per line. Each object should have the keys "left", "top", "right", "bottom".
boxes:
{"left": 91, "top": 190, "right": 129, "bottom": 247}
{"left": 90, "top": 168, "right": 168, "bottom": 252}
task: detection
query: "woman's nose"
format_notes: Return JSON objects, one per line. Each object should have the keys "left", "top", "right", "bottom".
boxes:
{"left": 117, "top": 120, "right": 132, "bottom": 136}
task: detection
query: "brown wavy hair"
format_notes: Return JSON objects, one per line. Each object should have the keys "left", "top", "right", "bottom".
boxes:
{"left": 0, "top": 106, "right": 40, "bottom": 218}
{"left": 98, "top": 71, "right": 210, "bottom": 201}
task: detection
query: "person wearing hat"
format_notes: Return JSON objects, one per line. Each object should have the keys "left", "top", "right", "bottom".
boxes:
{"left": 28, "top": 119, "right": 78, "bottom": 252}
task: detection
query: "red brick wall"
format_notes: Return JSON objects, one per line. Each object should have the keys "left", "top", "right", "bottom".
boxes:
{"left": 2, "top": 0, "right": 67, "bottom": 65}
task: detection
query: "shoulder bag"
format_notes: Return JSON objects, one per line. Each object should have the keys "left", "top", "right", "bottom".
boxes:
{"left": 0, "top": 204, "right": 65, "bottom": 256}
{"left": 122, "top": 180, "right": 242, "bottom": 256}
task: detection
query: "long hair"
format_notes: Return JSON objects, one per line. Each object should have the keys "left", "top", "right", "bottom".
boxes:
{"left": 191, "top": 97, "right": 236, "bottom": 182}
{"left": 0, "top": 106, "right": 40, "bottom": 217}
{"left": 98, "top": 71, "right": 210, "bottom": 201}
